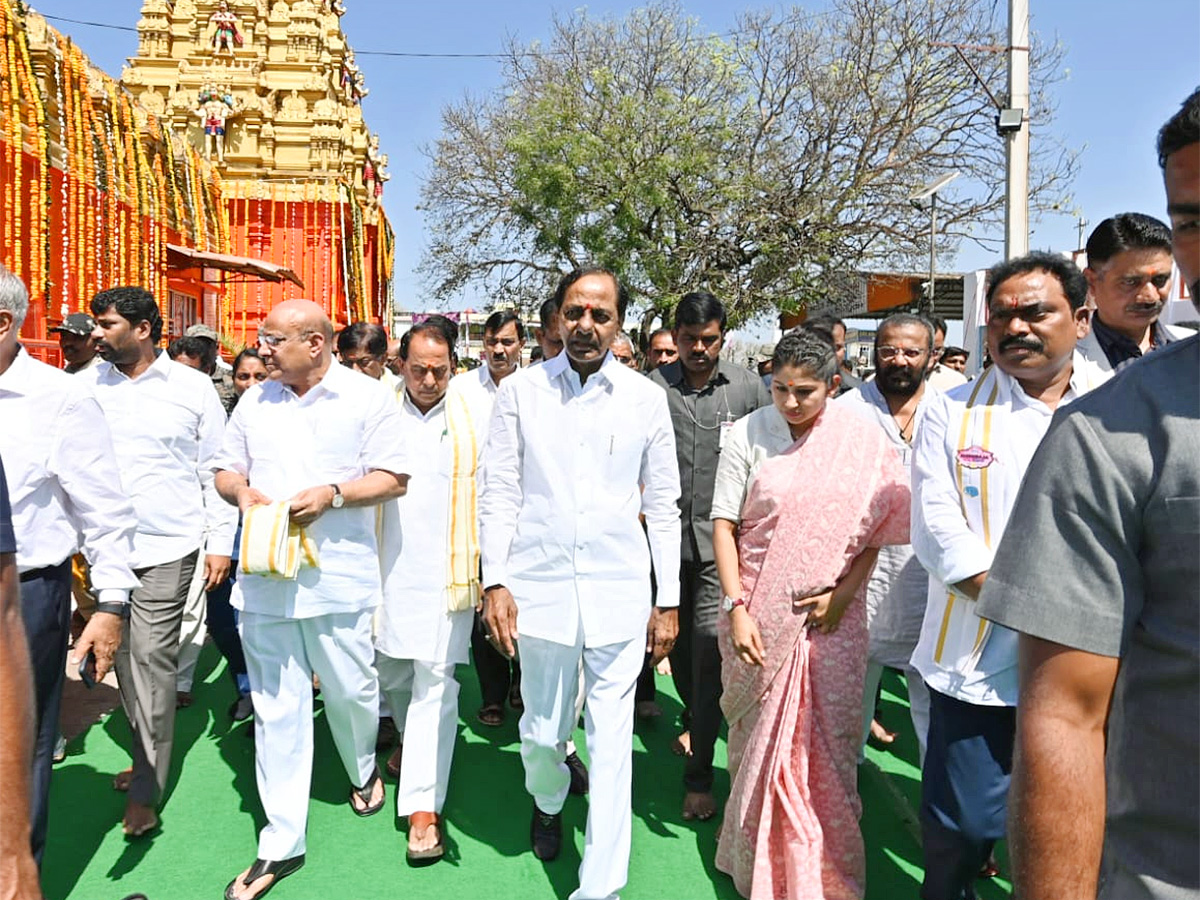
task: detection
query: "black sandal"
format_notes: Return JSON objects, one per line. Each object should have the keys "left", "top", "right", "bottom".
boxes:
{"left": 477, "top": 703, "right": 505, "bottom": 727}
{"left": 223, "top": 854, "right": 305, "bottom": 900}
{"left": 349, "top": 765, "right": 385, "bottom": 817}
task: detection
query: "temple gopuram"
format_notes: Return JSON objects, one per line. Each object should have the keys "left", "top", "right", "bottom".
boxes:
{"left": 3, "top": 0, "right": 392, "bottom": 361}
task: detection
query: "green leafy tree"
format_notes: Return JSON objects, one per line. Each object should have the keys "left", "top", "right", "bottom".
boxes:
{"left": 419, "top": 0, "right": 1074, "bottom": 328}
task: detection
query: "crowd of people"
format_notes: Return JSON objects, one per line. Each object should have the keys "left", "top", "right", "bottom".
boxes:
{"left": 0, "top": 90, "right": 1196, "bottom": 900}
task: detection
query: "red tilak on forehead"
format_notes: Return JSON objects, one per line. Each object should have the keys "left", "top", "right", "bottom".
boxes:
{"left": 787, "top": 380, "right": 796, "bottom": 387}
{"left": 585, "top": 303, "right": 593, "bottom": 312}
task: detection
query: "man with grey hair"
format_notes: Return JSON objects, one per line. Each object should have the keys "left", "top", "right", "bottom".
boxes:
{"left": 0, "top": 266, "right": 139, "bottom": 864}
{"left": 610, "top": 331, "right": 639, "bottom": 369}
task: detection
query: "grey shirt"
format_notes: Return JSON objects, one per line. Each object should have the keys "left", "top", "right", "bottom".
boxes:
{"left": 978, "top": 335, "right": 1200, "bottom": 899}
{"left": 650, "top": 358, "right": 771, "bottom": 563}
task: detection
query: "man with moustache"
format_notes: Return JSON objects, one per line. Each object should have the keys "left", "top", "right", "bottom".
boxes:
{"left": 976, "top": 89, "right": 1200, "bottom": 900}
{"left": 451, "top": 309, "right": 530, "bottom": 727}
{"left": 836, "top": 313, "right": 935, "bottom": 760}
{"left": 1077, "top": 212, "right": 1192, "bottom": 373}
{"left": 650, "top": 291, "right": 769, "bottom": 822}
{"left": 644, "top": 327, "right": 678, "bottom": 372}
{"left": 480, "top": 267, "right": 680, "bottom": 900}
{"left": 0, "top": 269, "right": 139, "bottom": 865}
{"left": 49, "top": 313, "right": 100, "bottom": 373}
{"left": 83, "top": 286, "right": 236, "bottom": 838}
{"left": 909, "top": 253, "right": 1109, "bottom": 900}
{"left": 533, "top": 297, "right": 565, "bottom": 362}
{"left": 375, "top": 319, "right": 474, "bottom": 862}
{"left": 216, "top": 300, "right": 408, "bottom": 900}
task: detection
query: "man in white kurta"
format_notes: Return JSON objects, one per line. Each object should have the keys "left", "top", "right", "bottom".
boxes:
{"left": 836, "top": 312, "right": 936, "bottom": 764}
{"left": 215, "top": 301, "right": 408, "bottom": 900}
{"left": 375, "top": 321, "right": 475, "bottom": 860}
{"left": 480, "top": 269, "right": 681, "bottom": 900}
{"left": 908, "top": 255, "right": 1109, "bottom": 900}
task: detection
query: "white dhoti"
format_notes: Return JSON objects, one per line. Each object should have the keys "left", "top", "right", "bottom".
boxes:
{"left": 240, "top": 608, "right": 380, "bottom": 860}
{"left": 519, "top": 631, "right": 644, "bottom": 900}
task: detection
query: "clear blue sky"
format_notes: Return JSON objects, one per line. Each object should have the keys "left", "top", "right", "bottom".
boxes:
{"left": 31, "top": 0, "right": 1200, "bottom": 313}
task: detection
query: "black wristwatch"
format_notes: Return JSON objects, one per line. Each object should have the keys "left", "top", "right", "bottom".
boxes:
{"left": 94, "top": 601, "right": 132, "bottom": 620}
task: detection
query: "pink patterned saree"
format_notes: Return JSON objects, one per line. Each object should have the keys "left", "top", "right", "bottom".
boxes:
{"left": 715, "top": 404, "right": 909, "bottom": 900}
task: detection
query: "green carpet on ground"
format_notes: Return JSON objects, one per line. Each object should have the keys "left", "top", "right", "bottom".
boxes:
{"left": 44, "top": 648, "right": 1012, "bottom": 900}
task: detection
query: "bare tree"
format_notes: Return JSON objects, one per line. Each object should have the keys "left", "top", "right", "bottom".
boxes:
{"left": 419, "top": 0, "right": 1075, "bottom": 326}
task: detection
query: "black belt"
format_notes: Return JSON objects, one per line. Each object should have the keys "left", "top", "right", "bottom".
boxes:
{"left": 18, "top": 559, "right": 71, "bottom": 583}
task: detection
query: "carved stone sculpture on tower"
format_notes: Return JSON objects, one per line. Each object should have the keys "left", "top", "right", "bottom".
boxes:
{"left": 207, "top": 1, "right": 245, "bottom": 56}
{"left": 194, "top": 85, "right": 241, "bottom": 161}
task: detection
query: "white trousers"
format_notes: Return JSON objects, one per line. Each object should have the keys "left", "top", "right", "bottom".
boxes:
{"left": 375, "top": 654, "right": 459, "bottom": 816}
{"left": 175, "top": 559, "right": 208, "bottom": 692}
{"left": 520, "top": 633, "right": 643, "bottom": 900}
{"left": 240, "top": 609, "right": 380, "bottom": 860}
{"left": 861, "top": 660, "right": 931, "bottom": 768}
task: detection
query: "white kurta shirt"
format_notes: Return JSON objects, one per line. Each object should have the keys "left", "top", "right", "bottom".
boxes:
{"left": 213, "top": 362, "right": 409, "bottom": 619}
{"left": 0, "top": 347, "right": 139, "bottom": 601}
{"left": 910, "top": 353, "right": 1109, "bottom": 706}
{"left": 836, "top": 381, "right": 933, "bottom": 664}
{"left": 449, "top": 363, "right": 502, "bottom": 439}
{"left": 375, "top": 392, "right": 473, "bottom": 664}
{"left": 81, "top": 350, "right": 236, "bottom": 569}
{"left": 479, "top": 352, "right": 681, "bottom": 648}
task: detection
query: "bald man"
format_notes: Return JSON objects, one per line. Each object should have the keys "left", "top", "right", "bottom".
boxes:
{"left": 215, "top": 301, "right": 411, "bottom": 900}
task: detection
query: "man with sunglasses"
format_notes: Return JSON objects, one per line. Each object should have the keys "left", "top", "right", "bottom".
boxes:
{"left": 1078, "top": 213, "right": 1191, "bottom": 373}
{"left": 217, "top": 301, "right": 409, "bottom": 900}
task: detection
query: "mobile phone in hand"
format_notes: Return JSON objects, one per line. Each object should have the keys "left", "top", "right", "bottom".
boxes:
{"left": 77, "top": 649, "right": 98, "bottom": 689}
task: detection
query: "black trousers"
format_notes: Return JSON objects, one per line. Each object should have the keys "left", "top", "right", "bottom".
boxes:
{"left": 471, "top": 610, "right": 521, "bottom": 708}
{"left": 668, "top": 559, "right": 723, "bottom": 793}
{"left": 19, "top": 559, "right": 71, "bottom": 865}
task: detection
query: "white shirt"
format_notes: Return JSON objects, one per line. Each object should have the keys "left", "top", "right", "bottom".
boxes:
{"left": 910, "top": 354, "right": 1108, "bottom": 705}
{"left": 214, "top": 362, "right": 409, "bottom": 619}
{"left": 0, "top": 348, "right": 139, "bottom": 602}
{"left": 375, "top": 393, "right": 472, "bottom": 664}
{"left": 837, "top": 381, "right": 935, "bottom": 661}
{"left": 80, "top": 351, "right": 236, "bottom": 569}
{"left": 926, "top": 363, "right": 968, "bottom": 392}
{"left": 479, "top": 351, "right": 681, "bottom": 648}
{"left": 450, "top": 363, "right": 503, "bottom": 440}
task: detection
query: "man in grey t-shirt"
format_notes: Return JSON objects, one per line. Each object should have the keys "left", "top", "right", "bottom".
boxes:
{"left": 978, "top": 89, "right": 1200, "bottom": 900}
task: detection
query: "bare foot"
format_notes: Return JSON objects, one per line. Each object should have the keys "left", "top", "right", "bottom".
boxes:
{"left": 671, "top": 731, "right": 692, "bottom": 757}
{"left": 113, "top": 768, "right": 133, "bottom": 792}
{"left": 123, "top": 800, "right": 159, "bottom": 837}
{"left": 682, "top": 790, "right": 717, "bottom": 821}
{"left": 655, "top": 657, "right": 673, "bottom": 676}
{"left": 869, "top": 719, "right": 898, "bottom": 745}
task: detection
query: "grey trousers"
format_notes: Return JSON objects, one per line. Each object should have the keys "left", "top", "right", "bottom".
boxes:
{"left": 114, "top": 550, "right": 198, "bottom": 806}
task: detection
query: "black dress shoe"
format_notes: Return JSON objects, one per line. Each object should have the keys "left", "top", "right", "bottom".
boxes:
{"left": 530, "top": 805, "right": 562, "bottom": 861}
{"left": 565, "top": 751, "right": 589, "bottom": 796}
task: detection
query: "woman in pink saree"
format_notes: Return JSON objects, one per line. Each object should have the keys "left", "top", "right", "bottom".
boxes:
{"left": 710, "top": 332, "right": 910, "bottom": 900}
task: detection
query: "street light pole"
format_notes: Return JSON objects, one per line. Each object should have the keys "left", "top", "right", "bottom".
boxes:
{"left": 1004, "top": 0, "right": 1030, "bottom": 259}
{"left": 928, "top": 191, "right": 938, "bottom": 314}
